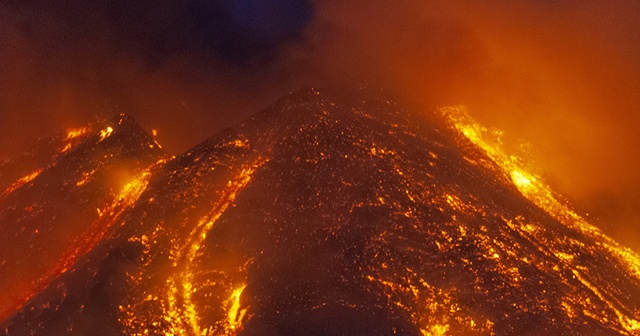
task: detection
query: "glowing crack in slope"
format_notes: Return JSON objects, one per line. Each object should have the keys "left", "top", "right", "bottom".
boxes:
{"left": 99, "top": 126, "right": 114, "bottom": 142}
{"left": 226, "top": 284, "right": 248, "bottom": 333}
{"left": 165, "top": 159, "right": 265, "bottom": 336}
{"left": 443, "top": 106, "right": 640, "bottom": 333}
{"left": 44, "top": 166, "right": 154, "bottom": 277}
{"left": 0, "top": 164, "right": 155, "bottom": 323}
{"left": 1, "top": 169, "right": 43, "bottom": 198}
{"left": 61, "top": 127, "right": 91, "bottom": 152}
{"left": 65, "top": 127, "right": 90, "bottom": 141}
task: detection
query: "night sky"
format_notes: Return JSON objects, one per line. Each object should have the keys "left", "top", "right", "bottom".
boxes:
{"left": 1, "top": 1, "right": 639, "bottom": 251}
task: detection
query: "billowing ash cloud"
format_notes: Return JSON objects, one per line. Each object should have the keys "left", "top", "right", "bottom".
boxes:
{"left": 0, "top": 0, "right": 639, "bottom": 250}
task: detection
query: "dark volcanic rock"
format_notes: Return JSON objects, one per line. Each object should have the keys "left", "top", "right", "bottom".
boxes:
{"left": 2, "top": 89, "right": 640, "bottom": 336}
{"left": 0, "top": 114, "right": 167, "bottom": 321}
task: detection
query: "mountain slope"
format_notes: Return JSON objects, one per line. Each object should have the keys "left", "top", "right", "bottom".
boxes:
{"left": 2, "top": 88, "right": 640, "bottom": 335}
{"left": 0, "top": 114, "right": 167, "bottom": 321}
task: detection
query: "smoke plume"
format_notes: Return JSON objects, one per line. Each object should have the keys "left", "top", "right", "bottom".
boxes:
{"left": 1, "top": 0, "right": 639, "bottom": 249}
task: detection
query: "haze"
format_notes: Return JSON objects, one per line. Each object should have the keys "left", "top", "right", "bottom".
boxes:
{"left": 0, "top": 0, "right": 639, "bottom": 250}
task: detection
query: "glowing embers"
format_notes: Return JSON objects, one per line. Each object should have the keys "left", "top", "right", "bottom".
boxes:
{"left": 15, "top": 169, "right": 41, "bottom": 185}
{"left": 226, "top": 138, "right": 249, "bottom": 148}
{"left": 61, "top": 127, "right": 90, "bottom": 152}
{"left": 434, "top": 191, "right": 486, "bottom": 219}
{"left": 75, "top": 169, "right": 96, "bottom": 187}
{"left": 510, "top": 169, "right": 535, "bottom": 191}
{"left": 446, "top": 106, "right": 640, "bottom": 265}
{"left": 118, "top": 172, "right": 151, "bottom": 204}
{"left": 369, "top": 146, "right": 397, "bottom": 157}
{"left": 225, "top": 284, "right": 248, "bottom": 332}
{"left": 99, "top": 126, "right": 114, "bottom": 142}
{"left": 1, "top": 169, "right": 43, "bottom": 197}
{"left": 65, "top": 127, "right": 90, "bottom": 141}
{"left": 446, "top": 108, "right": 573, "bottom": 228}
{"left": 445, "top": 106, "right": 640, "bottom": 333}
{"left": 501, "top": 214, "right": 640, "bottom": 332}
{"left": 443, "top": 107, "right": 546, "bottom": 197}
{"left": 421, "top": 324, "right": 448, "bottom": 336}
{"left": 443, "top": 193, "right": 467, "bottom": 212}
{"left": 6, "top": 166, "right": 153, "bottom": 324}
{"left": 164, "top": 161, "right": 264, "bottom": 335}
{"left": 118, "top": 229, "right": 168, "bottom": 335}
{"left": 94, "top": 171, "right": 151, "bottom": 218}
{"left": 365, "top": 270, "right": 494, "bottom": 335}
{"left": 570, "top": 269, "right": 640, "bottom": 333}
{"left": 96, "top": 169, "right": 152, "bottom": 219}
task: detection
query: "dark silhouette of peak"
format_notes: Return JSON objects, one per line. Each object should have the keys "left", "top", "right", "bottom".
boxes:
{"left": 2, "top": 89, "right": 640, "bottom": 335}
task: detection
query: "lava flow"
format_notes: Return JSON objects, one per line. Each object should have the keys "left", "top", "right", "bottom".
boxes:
{"left": 0, "top": 114, "right": 167, "bottom": 323}
{"left": 1, "top": 88, "right": 640, "bottom": 336}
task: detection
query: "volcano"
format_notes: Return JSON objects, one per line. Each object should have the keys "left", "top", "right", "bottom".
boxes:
{"left": 1, "top": 88, "right": 639, "bottom": 335}
{"left": 0, "top": 114, "right": 167, "bottom": 323}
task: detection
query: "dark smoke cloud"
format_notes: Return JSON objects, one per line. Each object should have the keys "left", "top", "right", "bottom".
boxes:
{"left": 0, "top": 0, "right": 314, "bottom": 155}
{"left": 304, "top": 1, "right": 640, "bottom": 251}
{"left": 1, "top": 0, "right": 639, "bottom": 250}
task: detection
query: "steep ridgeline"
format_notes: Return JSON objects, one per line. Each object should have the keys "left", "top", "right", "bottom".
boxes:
{"left": 2, "top": 89, "right": 640, "bottom": 336}
{"left": 0, "top": 114, "right": 167, "bottom": 322}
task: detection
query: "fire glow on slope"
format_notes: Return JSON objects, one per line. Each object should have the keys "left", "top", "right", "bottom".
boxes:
{"left": 443, "top": 106, "right": 640, "bottom": 333}
{"left": 55, "top": 160, "right": 158, "bottom": 271}
{"left": 65, "top": 127, "right": 90, "bottom": 141}
{"left": 1, "top": 169, "right": 43, "bottom": 198}
{"left": 0, "top": 162, "right": 157, "bottom": 322}
{"left": 36, "top": 167, "right": 154, "bottom": 290}
{"left": 8, "top": 93, "right": 640, "bottom": 335}
{"left": 163, "top": 160, "right": 265, "bottom": 336}
{"left": 226, "top": 284, "right": 248, "bottom": 332}
{"left": 99, "top": 126, "right": 114, "bottom": 142}
{"left": 61, "top": 127, "right": 91, "bottom": 153}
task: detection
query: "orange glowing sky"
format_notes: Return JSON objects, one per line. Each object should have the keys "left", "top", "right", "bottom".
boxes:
{"left": 0, "top": 1, "right": 639, "bottom": 250}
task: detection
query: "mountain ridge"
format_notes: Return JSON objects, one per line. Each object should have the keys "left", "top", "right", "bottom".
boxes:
{"left": 2, "top": 89, "right": 640, "bottom": 335}
{"left": 0, "top": 113, "right": 167, "bottom": 322}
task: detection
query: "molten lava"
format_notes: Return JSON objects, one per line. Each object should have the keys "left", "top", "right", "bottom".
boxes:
{"left": 99, "top": 126, "right": 114, "bottom": 142}
{"left": 226, "top": 285, "right": 248, "bottom": 332}
{"left": 446, "top": 106, "right": 640, "bottom": 334}
{"left": 1, "top": 169, "right": 43, "bottom": 198}
{"left": 0, "top": 114, "right": 166, "bottom": 322}
{"left": 1, "top": 89, "right": 640, "bottom": 336}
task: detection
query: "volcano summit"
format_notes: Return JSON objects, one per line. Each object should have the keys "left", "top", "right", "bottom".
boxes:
{"left": 1, "top": 88, "right": 639, "bottom": 335}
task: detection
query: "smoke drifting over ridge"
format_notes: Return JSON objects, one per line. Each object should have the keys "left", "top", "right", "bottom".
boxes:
{"left": 1, "top": 1, "right": 639, "bottom": 250}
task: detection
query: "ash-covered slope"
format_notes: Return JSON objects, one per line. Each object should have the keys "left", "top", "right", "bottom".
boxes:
{"left": 0, "top": 114, "right": 167, "bottom": 321}
{"left": 3, "top": 88, "right": 640, "bottom": 336}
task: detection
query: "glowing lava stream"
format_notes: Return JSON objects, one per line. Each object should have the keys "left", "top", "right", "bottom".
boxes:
{"left": 0, "top": 165, "right": 154, "bottom": 322}
{"left": 36, "top": 168, "right": 152, "bottom": 289}
{"left": 165, "top": 159, "right": 265, "bottom": 336}
{"left": 51, "top": 166, "right": 155, "bottom": 279}
{"left": 226, "top": 284, "right": 248, "bottom": 332}
{"left": 61, "top": 127, "right": 91, "bottom": 152}
{"left": 0, "top": 169, "right": 43, "bottom": 198}
{"left": 444, "top": 106, "right": 640, "bottom": 333}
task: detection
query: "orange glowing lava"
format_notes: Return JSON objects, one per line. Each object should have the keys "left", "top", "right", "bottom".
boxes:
{"left": 444, "top": 106, "right": 640, "bottom": 333}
